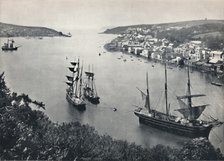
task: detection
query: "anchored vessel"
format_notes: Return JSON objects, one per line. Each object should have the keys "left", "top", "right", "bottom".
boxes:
{"left": 66, "top": 59, "right": 86, "bottom": 111}
{"left": 211, "top": 82, "right": 222, "bottom": 87}
{"left": 2, "top": 39, "right": 20, "bottom": 51}
{"left": 134, "top": 57, "right": 223, "bottom": 138}
{"left": 83, "top": 66, "right": 100, "bottom": 104}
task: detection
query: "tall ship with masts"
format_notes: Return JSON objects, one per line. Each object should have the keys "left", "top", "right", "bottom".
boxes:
{"left": 83, "top": 66, "right": 100, "bottom": 104}
{"left": 134, "top": 52, "right": 223, "bottom": 138}
{"left": 66, "top": 59, "right": 86, "bottom": 111}
{"left": 2, "top": 39, "right": 21, "bottom": 51}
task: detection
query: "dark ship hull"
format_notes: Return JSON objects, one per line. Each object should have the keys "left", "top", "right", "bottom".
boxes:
{"left": 211, "top": 82, "right": 222, "bottom": 87}
{"left": 83, "top": 88, "right": 100, "bottom": 104}
{"left": 66, "top": 93, "right": 86, "bottom": 111}
{"left": 134, "top": 110, "right": 213, "bottom": 138}
{"left": 85, "top": 95, "right": 100, "bottom": 104}
{"left": 2, "top": 47, "right": 18, "bottom": 51}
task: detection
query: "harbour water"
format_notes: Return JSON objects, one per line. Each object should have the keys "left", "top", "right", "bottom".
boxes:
{"left": 0, "top": 30, "right": 224, "bottom": 152}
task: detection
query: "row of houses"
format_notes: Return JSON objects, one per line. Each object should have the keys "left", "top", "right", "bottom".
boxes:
{"left": 111, "top": 34, "right": 224, "bottom": 74}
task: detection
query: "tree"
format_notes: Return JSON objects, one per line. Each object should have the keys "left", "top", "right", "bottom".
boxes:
{"left": 178, "top": 138, "right": 224, "bottom": 161}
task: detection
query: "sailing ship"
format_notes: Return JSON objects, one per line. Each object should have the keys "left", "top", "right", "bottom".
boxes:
{"left": 83, "top": 66, "right": 100, "bottom": 104}
{"left": 66, "top": 59, "right": 86, "bottom": 111}
{"left": 134, "top": 55, "right": 223, "bottom": 138}
{"left": 2, "top": 39, "right": 21, "bottom": 51}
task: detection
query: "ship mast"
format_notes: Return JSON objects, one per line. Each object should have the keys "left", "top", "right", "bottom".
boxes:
{"left": 187, "top": 60, "right": 193, "bottom": 119}
{"left": 71, "top": 66, "right": 75, "bottom": 95}
{"left": 164, "top": 47, "right": 169, "bottom": 116}
{"left": 75, "top": 59, "right": 80, "bottom": 97}
{"left": 175, "top": 58, "right": 208, "bottom": 121}
{"left": 146, "top": 72, "right": 151, "bottom": 113}
{"left": 79, "top": 63, "right": 83, "bottom": 98}
{"left": 92, "top": 65, "right": 94, "bottom": 92}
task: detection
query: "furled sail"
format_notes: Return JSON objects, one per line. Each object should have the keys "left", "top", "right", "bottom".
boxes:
{"left": 85, "top": 72, "right": 94, "bottom": 77}
{"left": 71, "top": 62, "right": 77, "bottom": 66}
{"left": 66, "top": 76, "right": 74, "bottom": 81}
{"left": 177, "top": 94, "right": 206, "bottom": 99}
{"left": 68, "top": 67, "right": 76, "bottom": 73}
{"left": 66, "top": 81, "right": 73, "bottom": 86}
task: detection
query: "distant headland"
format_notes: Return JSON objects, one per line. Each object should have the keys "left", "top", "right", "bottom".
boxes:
{"left": 103, "top": 19, "right": 224, "bottom": 35}
{"left": 0, "top": 22, "right": 71, "bottom": 37}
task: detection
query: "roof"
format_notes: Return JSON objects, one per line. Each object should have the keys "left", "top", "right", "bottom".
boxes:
{"left": 190, "top": 41, "right": 202, "bottom": 44}
{"left": 202, "top": 63, "right": 212, "bottom": 67}
{"left": 210, "top": 51, "right": 223, "bottom": 55}
{"left": 195, "top": 62, "right": 204, "bottom": 66}
{"left": 209, "top": 59, "right": 220, "bottom": 64}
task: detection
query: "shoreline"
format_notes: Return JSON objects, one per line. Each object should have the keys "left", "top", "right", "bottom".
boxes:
{"left": 0, "top": 71, "right": 223, "bottom": 160}
{"left": 0, "top": 22, "right": 72, "bottom": 38}
{"left": 104, "top": 42, "right": 224, "bottom": 81}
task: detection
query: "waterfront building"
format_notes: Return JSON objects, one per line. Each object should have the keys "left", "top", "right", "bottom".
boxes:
{"left": 141, "top": 49, "right": 150, "bottom": 58}
{"left": 209, "top": 50, "right": 224, "bottom": 64}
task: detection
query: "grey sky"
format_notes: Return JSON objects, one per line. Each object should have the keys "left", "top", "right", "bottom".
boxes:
{"left": 0, "top": 0, "right": 224, "bottom": 31}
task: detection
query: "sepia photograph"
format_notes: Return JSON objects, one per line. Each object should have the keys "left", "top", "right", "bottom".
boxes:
{"left": 0, "top": 0, "right": 224, "bottom": 160}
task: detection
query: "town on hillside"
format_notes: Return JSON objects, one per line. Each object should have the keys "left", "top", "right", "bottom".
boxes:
{"left": 106, "top": 26, "right": 224, "bottom": 77}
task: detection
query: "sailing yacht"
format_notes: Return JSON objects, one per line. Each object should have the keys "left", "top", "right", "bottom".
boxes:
{"left": 83, "top": 66, "right": 100, "bottom": 104}
{"left": 134, "top": 56, "right": 223, "bottom": 138}
{"left": 66, "top": 59, "right": 86, "bottom": 111}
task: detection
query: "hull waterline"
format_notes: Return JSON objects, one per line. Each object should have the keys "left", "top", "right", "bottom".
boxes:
{"left": 2, "top": 47, "right": 18, "bottom": 51}
{"left": 83, "top": 88, "right": 100, "bottom": 104}
{"left": 66, "top": 93, "right": 86, "bottom": 111}
{"left": 134, "top": 111, "right": 213, "bottom": 138}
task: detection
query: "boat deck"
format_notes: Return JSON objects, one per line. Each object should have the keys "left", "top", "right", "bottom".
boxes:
{"left": 136, "top": 109, "right": 209, "bottom": 127}
{"left": 134, "top": 109, "right": 213, "bottom": 138}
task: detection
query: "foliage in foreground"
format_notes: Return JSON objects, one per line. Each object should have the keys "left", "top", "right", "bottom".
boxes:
{"left": 0, "top": 72, "right": 223, "bottom": 161}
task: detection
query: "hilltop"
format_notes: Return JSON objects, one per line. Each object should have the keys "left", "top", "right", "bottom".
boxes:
{"left": 104, "top": 19, "right": 224, "bottom": 34}
{"left": 0, "top": 22, "right": 69, "bottom": 37}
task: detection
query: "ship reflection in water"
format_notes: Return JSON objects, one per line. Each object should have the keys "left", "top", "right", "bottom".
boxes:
{"left": 0, "top": 32, "right": 223, "bottom": 152}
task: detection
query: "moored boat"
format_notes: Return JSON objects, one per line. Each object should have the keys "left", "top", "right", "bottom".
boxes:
{"left": 66, "top": 59, "right": 86, "bottom": 111}
{"left": 1, "top": 39, "right": 20, "bottom": 51}
{"left": 83, "top": 66, "right": 100, "bottom": 104}
{"left": 211, "top": 82, "right": 222, "bottom": 87}
{"left": 134, "top": 50, "right": 223, "bottom": 138}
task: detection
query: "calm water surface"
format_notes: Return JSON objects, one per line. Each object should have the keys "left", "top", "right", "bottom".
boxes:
{"left": 0, "top": 30, "right": 224, "bottom": 152}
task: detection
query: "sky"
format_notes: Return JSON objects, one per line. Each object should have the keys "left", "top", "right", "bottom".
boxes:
{"left": 0, "top": 0, "right": 224, "bottom": 31}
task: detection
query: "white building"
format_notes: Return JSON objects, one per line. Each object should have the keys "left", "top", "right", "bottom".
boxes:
{"left": 209, "top": 51, "right": 224, "bottom": 63}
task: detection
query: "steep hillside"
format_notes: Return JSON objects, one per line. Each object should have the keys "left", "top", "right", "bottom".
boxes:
{"left": 104, "top": 19, "right": 224, "bottom": 49}
{"left": 0, "top": 22, "right": 67, "bottom": 37}
{"left": 104, "top": 20, "right": 224, "bottom": 35}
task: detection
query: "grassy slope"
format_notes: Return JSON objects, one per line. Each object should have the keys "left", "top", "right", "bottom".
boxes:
{"left": 0, "top": 22, "right": 64, "bottom": 37}
{"left": 103, "top": 19, "right": 224, "bottom": 35}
